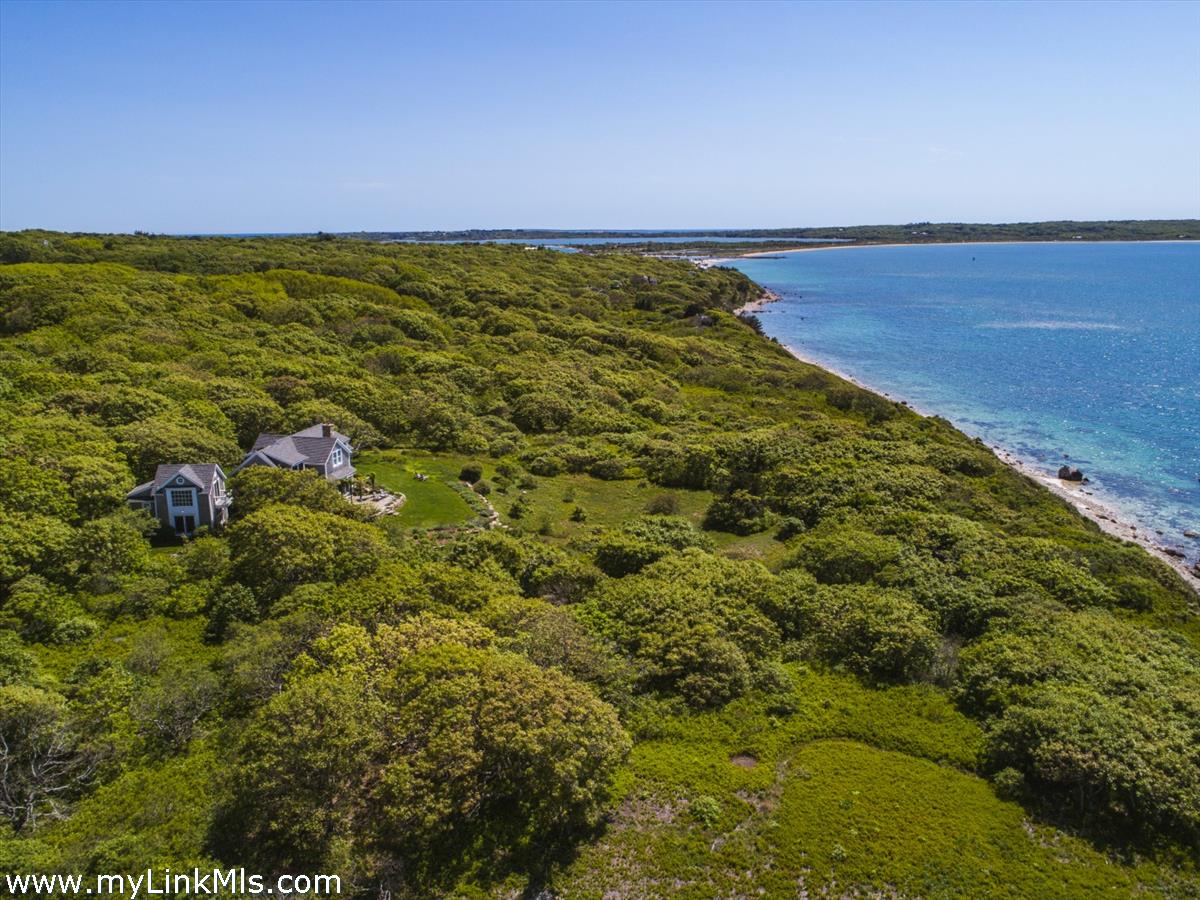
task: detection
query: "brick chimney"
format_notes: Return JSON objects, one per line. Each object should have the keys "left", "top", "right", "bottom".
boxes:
{"left": 321, "top": 423, "right": 332, "bottom": 438}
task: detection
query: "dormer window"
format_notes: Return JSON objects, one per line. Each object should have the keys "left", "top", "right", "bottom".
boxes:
{"left": 331, "top": 447, "right": 345, "bottom": 467}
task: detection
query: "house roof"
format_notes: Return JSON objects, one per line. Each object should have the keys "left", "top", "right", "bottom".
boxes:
{"left": 153, "top": 463, "right": 223, "bottom": 491}
{"left": 244, "top": 424, "right": 351, "bottom": 469}
{"left": 251, "top": 433, "right": 287, "bottom": 452}
{"left": 127, "top": 463, "right": 224, "bottom": 500}
{"left": 127, "top": 480, "right": 155, "bottom": 500}
{"left": 293, "top": 423, "right": 352, "bottom": 443}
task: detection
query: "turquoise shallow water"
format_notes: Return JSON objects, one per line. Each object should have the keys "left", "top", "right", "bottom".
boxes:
{"left": 727, "top": 242, "right": 1200, "bottom": 556}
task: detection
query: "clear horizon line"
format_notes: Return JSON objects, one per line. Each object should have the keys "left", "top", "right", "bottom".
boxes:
{"left": 5, "top": 217, "right": 1200, "bottom": 237}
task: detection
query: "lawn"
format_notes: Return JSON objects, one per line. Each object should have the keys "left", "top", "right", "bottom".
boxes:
{"left": 500, "top": 472, "right": 794, "bottom": 565}
{"left": 504, "top": 473, "right": 714, "bottom": 538}
{"left": 362, "top": 451, "right": 720, "bottom": 541}
{"left": 355, "top": 450, "right": 476, "bottom": 530}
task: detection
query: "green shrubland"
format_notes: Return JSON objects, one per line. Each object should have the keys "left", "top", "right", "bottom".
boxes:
{"left": 0, "top": 232, "right": 1196, "bottom": 896}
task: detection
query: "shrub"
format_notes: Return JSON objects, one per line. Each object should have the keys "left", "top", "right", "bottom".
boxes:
{"left": 2, "top": 576, "right": 88, "bottom": 643}
{"left": 956, "top": 608, "right": 1200, "bottom": 840}
{"left": 227, "top": 504, "right": 391, "bottom": 601}
{"left": 71, "top": 511, "right": 151, "bottom": 588}
{"left": 0, "top": 685, "right": 91, "bottom": 831}
{"left": 776, "top": 516, "right": 807, "bottom": 541}
{"left": 785, "top": 526, "right": 905, "bottom": 584}
{"left": 791, "top": 585, "right": 939, "bottom": 682}
{"left": 589, "top": 458, "right": 629, "bottom": 481}
{"left": 229, "top": 630, "right": 629, "bottom": 883}
{"left": 510, "top": 392, "right": 574, "bottom": 433}
{"left": 0, "top": 631, "right": 35, "bottom": 686}
{"left": 479, "top": 597, "right": 630, "bottom": 703}
{"left": 631, "top": 397, "right": 671, "bottom": 423}
{"left": 205, "top": 583, "right": 260, "bottom": 642}
{"left": 986, "top": 685, "right": 1200, "bottom": 840}
{"left": 522, "top": 555, "right": 602, "bottom": 604}
{"left": 704, "top": 489, "right": 774, "bottom": 535}
{"left": 647, "top": 443, "right": 717, "bottom": 489}
{"left": 593, "top": 533, "right": 663, "bottom": 578}
{"left": 231, "top": 467, "right": 366, "bottom": 520}
{"left": 992, "top": 767, "right": 1026, "bottom": 801}
{"left": 594, "top": 516, "right": 714, "bottom": 578}
{"left": 690, "top": 795, "right": 722, "bottom": 827}
{"left": 582, "top": 551, "right": 780, "bottom": 707}
{"left": 528, "top": 455, "right": 565, "bottom": 476}
{"left": 645, "top": 493, "right": 680, "bottom": 515}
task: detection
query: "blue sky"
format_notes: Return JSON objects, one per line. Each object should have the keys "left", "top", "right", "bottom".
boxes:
{"left": 1, "top": 0, "right": 1197, "bottom": 232}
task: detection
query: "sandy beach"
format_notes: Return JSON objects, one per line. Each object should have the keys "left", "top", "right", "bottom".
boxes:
{"left": 733, "top": 288, "right": 782, "bottom": 314}
{"left": 994, "top": 448, "right": 1200, "bottom": 592}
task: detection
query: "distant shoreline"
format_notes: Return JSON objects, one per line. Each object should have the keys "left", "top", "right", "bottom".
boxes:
{"left": 734, "top": 237, "right": 1195, "bottom": 259}
{"left": 718, "top": 237, "right": 1199, "bottom": 263}
{"left": 730, "top": 285, "right": 1200, "bottom": 592}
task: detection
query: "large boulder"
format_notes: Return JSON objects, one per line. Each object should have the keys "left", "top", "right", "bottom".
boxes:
{"left": 1057, "top": 465, "right": 1084, "bottom": 482}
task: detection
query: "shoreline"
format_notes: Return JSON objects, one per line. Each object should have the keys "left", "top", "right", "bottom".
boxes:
{"left": 693, "top": 239, "right": 1195, "bottom": 271}
{"left": 736, "top": 238, "right": 1197, "bottom": 260}
{"left": 733, "top": 288, "right": 782, "bottom": 314}
{"left": 765, "top": 338, "right": 1199, "bottom": 591}
{"left": 722, "top": 244, "right": 1200, "bottom": 590}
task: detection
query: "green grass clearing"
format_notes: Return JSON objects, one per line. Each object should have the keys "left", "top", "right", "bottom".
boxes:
{"left": 356, "top": 450, "right": 476, "bottom": 529}
{"left": 501, "top": 473, "right": 713, "bottom": 539}
{"left": 362, "top": 453, "right": 794, "bottom": 563}
{"left": 547, "top": 668, "right": 1195, "bottom": 898}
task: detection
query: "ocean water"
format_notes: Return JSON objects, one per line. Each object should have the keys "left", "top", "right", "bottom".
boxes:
{"left": 387, "top": 235, "right": 848, "bottom": 246}
{"left": 727, "top": 242, "right": 1200, "bottom": 554}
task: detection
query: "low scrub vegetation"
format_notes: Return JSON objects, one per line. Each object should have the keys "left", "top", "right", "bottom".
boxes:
{"left": 0, "top": 232, "right": 1195, "bottom": 895}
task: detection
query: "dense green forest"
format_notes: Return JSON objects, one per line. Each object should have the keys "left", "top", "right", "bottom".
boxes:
{"left": 0, "top": 231, "right": 1196, "bottom": 897}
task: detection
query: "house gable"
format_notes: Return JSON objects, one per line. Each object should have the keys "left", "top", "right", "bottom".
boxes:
{"left": 158, "top": 472, "right": 205, "bottom": 495}
{"left": 150, "top": 463, "right": 222, "bottom": 496}
{"left": 323, "top": 438, "right": 352, "bottom": 468}
{"left": 240, "top": 450, "right": 283, "bottom": 470}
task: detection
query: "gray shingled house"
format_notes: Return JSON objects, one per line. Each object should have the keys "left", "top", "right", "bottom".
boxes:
{"left": 126, "top": 464, "right": 231, "bottom": 536}
{"left": 234, "top": 423, "right": 356, "bottom": 482}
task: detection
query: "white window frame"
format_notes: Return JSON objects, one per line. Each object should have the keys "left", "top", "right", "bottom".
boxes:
{"left": 169, "top": 488, "right": 194, "bottom": 507}
{"left": 331, "top": 447, "right": 345, "bottom": 467}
